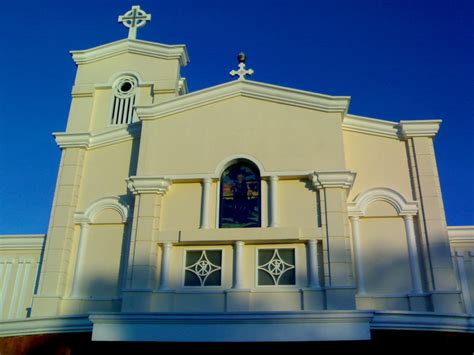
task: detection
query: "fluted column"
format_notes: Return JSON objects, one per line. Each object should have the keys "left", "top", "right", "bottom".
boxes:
{"left": 200, "top": 178, "right": 212, "bottom": 229}
{"left": 159, "top": 242, "right": 172, "bottom": 290}
{"left": 307, "top": 239, "right": 320, "bottom": 289}
{"left": 349, "top": 216, "right": 366, "bottom": 295}
{"left": 233, "top": 241, "right": 245, "bottom": 289}
{"left": 269, "top": 176, "right": 279, "bottom": 227}
{"left": 403, "top": 215, "right": 423, "bottom": 294}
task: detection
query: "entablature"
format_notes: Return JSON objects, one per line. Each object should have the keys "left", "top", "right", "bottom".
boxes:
{"left": 157, "top": 227, "right": 322, "bottom": 244}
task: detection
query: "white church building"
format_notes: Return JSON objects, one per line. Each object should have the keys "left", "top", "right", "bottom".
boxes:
{"left": 1, "top": 5, "right": 473, "bottom": 350}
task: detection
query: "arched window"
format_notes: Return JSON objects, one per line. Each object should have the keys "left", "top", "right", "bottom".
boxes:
{"left": 219, "top": 161, "right": 261, "bottom": 228}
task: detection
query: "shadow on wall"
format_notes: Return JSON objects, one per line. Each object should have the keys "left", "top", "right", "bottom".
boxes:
{"left": 55, "top": 236, "right": 464, "bottom": 315}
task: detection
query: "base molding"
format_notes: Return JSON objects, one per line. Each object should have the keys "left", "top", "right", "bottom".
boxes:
{"left": 1, "top": 311, "right": 473, "bottom": 341}
{"left": 90, "top": 311, "right": 372, "bottom": 342}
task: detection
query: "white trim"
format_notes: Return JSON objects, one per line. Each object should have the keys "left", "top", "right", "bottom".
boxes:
{"left": 108, "top": 71, "right": 144, "bottom": 86}
{"left": 127, "top": 176, "right": 172, "bottom": 195}
{"left": 90, "top": 311, "right": 373, "bottom": 342}
{"left": 448, "top": 226, "right": 474, "bottom": 240}
{"left": 371, "top": 311, "right": 474, "bottom": 333}
{"left": 76, "top": 196, "right": 130, "bottom": 224}
{"left": 311, "top": 171, "right": 356, "bottom": 189}
{"left": 158, "top": 242, "right": 172, "bottom": 291}
{"left": 199, "top": 178, "right": 212, "bottom": 229}
{"left": 399, "top": 120, "right": 442, "bottom": 138}
{"left": 53, "top": 132, "right": 90, "bottom": 149}
{"left": 348, "top": 187, "right": 418, "bottom": 216}
{"left": 157, "top": 170, "right": 314, "bottom": 182}
{"left": 1, "top": 311, "right": 473, "bottom": 339}
{"left": 53, "top": 123, "right": 141, "bottom": 150}
{"left": 0, "top": 235, "right": 46, "bottom": 250}
{"left": 214, "top": 154, "right": 265, "bottom": 177}
{"left": 343, "top": 114, "right": 400, "bottom": 139}
{"left": 0, "top": 315, "right": 92, "bottom": 337}
{"left": 233, "top": 241, "right": 245, "bottom": 289}
{"left": 136, "top": 80, "right": 351, "bottom": 121}
{"left": 70, "top": 39, "right": 189, "bottom": 67}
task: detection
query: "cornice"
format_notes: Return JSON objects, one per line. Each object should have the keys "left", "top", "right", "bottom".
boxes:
{"left": 343, "top": 115, "right": 442, "bottom": 140}
{"left": 136, "top": 80, "right": 351, "bottom": 120}
{"left": 343, "top": 114, "right": 399, "bottom": 139}
{"left": 53, "top": 124, "right": 141, "bottom": 150}
{"left": 70, "top": 39, "right": 189, "bottom": 67}
{"left": 0, "top": 235, "right": 46, "bottom": 250}
{"left": 311, "top": 171, "right": 356, "bottom": 190}
{"left": 53, "top": 132, "right": 91, "bottom": 149}
{"left": 448, "top": 226, "right": 474, "bottom": 240}
{"left": 127, "top": 176, "right": 172, "bottom": 195}
{"left": 399, "top": 120, "right": 441, "bottom": 138}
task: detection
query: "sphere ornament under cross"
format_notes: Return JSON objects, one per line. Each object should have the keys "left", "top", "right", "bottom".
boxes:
{"left": 118, "top": 5, "right": 152, "bottom": 40}
{"left": 230, "top": 52, "right": 254, "bottom": 80}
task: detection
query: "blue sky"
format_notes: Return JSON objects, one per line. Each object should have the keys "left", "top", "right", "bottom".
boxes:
{"left": 0, "top": 0, "right": 472, "bottom": 233}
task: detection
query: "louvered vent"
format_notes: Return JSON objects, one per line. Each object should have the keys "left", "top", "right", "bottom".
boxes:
{"left": 111, "top": 76, "right": 138, "bottom": 125}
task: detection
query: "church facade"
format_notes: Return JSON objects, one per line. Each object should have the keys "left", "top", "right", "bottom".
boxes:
{"left": 1, "top": 6, "right": 473, "bottom": 345}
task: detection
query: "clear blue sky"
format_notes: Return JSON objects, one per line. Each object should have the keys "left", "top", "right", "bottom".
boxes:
{"left": 0, "top": 0, "right": 472, "bottom": 233}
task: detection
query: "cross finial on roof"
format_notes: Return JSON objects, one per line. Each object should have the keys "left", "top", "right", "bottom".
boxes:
{"left": 230, "top": 52, "right": 254, "bottom": 80}
{"left": 118, "top": 5, "right": 151, "bottom": 40}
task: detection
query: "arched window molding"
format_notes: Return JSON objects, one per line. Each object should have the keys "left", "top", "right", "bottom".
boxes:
{"left": 82, "top": 196, "right": 130, "bottom": 224}
{"left": 347, "top": 187, "right": 423, "bottom": 295}
{"left": 214, "top": 154, "right": 266, "bottom": 177}
{"left": 70, "top": 197, "right": 131, "bottom": 298}
{"left": 347, "top": 187, "right": 418, "bottom": 217}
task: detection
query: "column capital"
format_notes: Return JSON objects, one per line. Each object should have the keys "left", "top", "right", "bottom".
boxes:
{"left": 310, "top": 171, "right": 356, "bottom": 190}
{"left": 234, "top": 240, "right": 245, "bottom": 247}
{"left": 127, "top": 176, "right": 172, "bottom": 195}
{"left": 73, "top": 213, "right": 91, "bottom": 226}
{"left": 202, "top": 177, "right": 213, "bottom": 184}
{"left": 402, "top": 214, "right": 415, "bottom": 221}
{"left": 269, "top": 175, "right": 279, "bottom": 182}
{"left": 349, "top": 215, "right": 361, "bottom": 221}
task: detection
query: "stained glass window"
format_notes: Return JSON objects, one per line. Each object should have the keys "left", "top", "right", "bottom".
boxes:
{"left": 219, "top": 162, "right": 261, "bottom": 228}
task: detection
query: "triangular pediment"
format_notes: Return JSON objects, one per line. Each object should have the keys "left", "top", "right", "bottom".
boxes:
{"left": 136, "top": 80, "right": 351, "bottom": 121}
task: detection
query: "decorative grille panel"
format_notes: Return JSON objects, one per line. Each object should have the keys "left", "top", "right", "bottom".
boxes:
{"left": 184, "top": 250, "right": 222, "bottom": 287}
{"left": 257, "top": 248, "right": 295, "bottom": 286}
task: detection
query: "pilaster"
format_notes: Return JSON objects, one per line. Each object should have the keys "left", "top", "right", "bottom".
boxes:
{"left": 311, "top": 171, "right": 355, "bottom": 289}
{"left": 403, "top": 124, "right": 462, "bottom": 312}
{"left": 122, "top": 176, "right": 171, "bottom": 312}
{"left": 31, "top": 147, "right": 86, "bottom": 317}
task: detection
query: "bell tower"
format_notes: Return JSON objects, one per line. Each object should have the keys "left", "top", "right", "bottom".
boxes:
{"left": 31, "top": 6, "right": 188, "bottom": 316}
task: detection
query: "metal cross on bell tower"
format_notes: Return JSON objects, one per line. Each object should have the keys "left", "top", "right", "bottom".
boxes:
{"left": 118, "top": 5, "right": 152, "bottom": 40}
{"left": 230, "top": 52, "right": 254, "bottom": 80}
